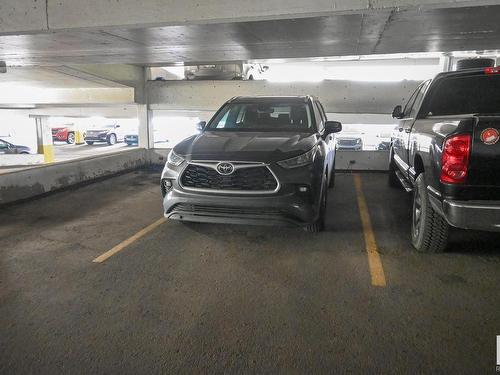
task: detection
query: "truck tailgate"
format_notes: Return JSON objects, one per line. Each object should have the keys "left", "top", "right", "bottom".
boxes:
{"left": 468, "top": 116, "right": 500, "bottom": 187}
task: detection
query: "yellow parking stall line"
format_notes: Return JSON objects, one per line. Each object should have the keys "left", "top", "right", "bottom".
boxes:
{"left": 353, "top": 174, "right": 387, "bottom": 287}
{"left": 92, "top": 217, "right": 167, "bottom": 263}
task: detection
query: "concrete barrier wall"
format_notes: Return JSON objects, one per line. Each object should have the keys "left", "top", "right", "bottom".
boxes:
{"left": 335, "top": 150, "right": 389, "bottom": 171}
{"left": 0, "top": 154, "right": 45, "bottom": 167}
{"left": 0, "top": 149, "right": 148, "bottom": 205}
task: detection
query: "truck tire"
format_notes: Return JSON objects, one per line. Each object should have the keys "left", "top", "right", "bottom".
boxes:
{"left": 411, "top": 173, "right": 449, "bottom": 253}
{"left": 304, "top": 177, "right": 327, "bottom": 232}
{"left": 388, "top": 151, "right": 400, "bottom": 188}
{"left": 66, "top": 132, "right": 75, "bottom": 144}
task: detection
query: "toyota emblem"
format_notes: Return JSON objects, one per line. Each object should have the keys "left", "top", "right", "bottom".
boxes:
{"left": 216, "top": 162, "right": 235, "bottom": 175}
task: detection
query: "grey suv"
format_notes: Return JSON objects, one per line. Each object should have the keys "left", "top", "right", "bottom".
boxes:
{"left": 161, "top": 96, "right": 341, "bottom": 231}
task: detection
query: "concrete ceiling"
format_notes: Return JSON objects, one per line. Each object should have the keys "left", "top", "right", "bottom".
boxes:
{"left": 1, "top": 5, "right": 500, "bottom": 66}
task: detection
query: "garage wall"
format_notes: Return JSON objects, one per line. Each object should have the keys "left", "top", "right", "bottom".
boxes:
{"left": 147, "top": 79, "right": 420, "bottom": 114}
{"left": 0, "top": 149, "right": 148, "bottom": 205}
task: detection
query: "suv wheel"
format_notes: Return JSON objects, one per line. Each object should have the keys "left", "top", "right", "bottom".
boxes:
{"left": 66, "top": 132, "right": 75, "bottom": 144}
{"left": 86, "top": 141, "right": 94, "bottom": 145}
{"left": 304, "top": 177, "right": 327, "bottom": 233}
{"left": 107, "top": 133, "right": 117, "bottom": 145}
{"left": 329, "top": 160, "right": 336, "bottom": 188}
{"left": 411, "top": 173, "right": 449, "bottom": 253}
{"left": 388, "top": 150, "right": 400, "bottom": 188}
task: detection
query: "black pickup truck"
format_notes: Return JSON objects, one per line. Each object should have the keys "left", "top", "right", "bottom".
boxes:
{"left": 389, "top": 67, "right": 500, "bottom": 253}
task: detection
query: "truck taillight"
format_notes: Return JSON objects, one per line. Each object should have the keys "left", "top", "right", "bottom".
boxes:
{"left": 484, "top": 67, "right": 500, "bottom": 74}
{"left": 440, "top": 134, "right": 471, "bottom": 184}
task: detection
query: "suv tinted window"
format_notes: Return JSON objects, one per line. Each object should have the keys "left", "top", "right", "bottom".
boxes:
{"left": 425, "top": 75, "right": 500, "bottom": 116}
{"left": 208, "top": 102, "right": 313, "bottom": 132}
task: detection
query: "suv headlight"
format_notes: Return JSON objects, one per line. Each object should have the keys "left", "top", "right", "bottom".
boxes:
{"left": 167, "top": 150, "right": 185, "bottom": 166}
{"left": 277, "top": 147, "right": 317, "bottom": 169}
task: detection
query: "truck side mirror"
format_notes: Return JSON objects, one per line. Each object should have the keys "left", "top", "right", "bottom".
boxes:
{"left": 196, "top": 121, "right": 207, "bottom": 132}
{"left": 392, "top": 105, "right": 403, "bottom": 119}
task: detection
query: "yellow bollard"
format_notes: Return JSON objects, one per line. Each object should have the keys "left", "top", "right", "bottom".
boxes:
{"left": 38, "top": 144, "right": 55, "bottom": 163}
{"left": 75, "top": 130, "right": 84, "bottom": 145}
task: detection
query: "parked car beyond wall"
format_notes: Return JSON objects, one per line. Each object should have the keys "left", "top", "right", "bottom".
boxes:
{"left": 0, "top": 138, "right": 32, "bottom": 154}
{"left": 84, "top": 124, "right": 125, "bottom": 145}
{"left": 52, "top": 126, "right": 75, "bottom": 144}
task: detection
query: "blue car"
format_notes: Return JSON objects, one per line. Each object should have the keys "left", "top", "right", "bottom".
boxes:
{"left": 124, "top": 134, "right": 138, "bottom": 146}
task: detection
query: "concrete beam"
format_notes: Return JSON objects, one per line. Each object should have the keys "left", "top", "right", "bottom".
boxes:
{"left": 147, "top": 80, "right": 420, "bottom": 114}
{"left": 18, "top": 105, "right": 140, "bottom": 119}
{"left": 49, "top": 65, "right": 147, "bottom": 104}
{"left": 1, "top": 0, "right": 498, "bottom": 35}
{"left": 0, "top": 87, "right": 135, "bottom": 106}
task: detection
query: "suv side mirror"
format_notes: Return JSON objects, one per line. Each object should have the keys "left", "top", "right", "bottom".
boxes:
{"left": 324, "top": 121, "right": 342, "bottom": 135}
{"left": 115, "top": 124, "right": 121, "bottom": 128}
{"left": 262, "top": 65, "right": 269, "bottom": 72}
{"left": 196, "top": 121, "right": 207, "bottom": 131}
{"left": 392, "top": 105, "right": 403, "bottom": 119}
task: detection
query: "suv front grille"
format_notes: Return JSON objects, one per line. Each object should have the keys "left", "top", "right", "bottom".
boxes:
{"left": 180, "top": 164, "right": 278, "bottom": 192}
{"left": 171, "top": 203, "right": 285, "bottom": 216}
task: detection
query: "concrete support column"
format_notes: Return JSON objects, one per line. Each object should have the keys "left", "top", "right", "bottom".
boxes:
{"left": 34, "top": 116, "right": 55, "bottom": 163}
{"left": 138, "top": 104, "right": 153, "bottom": 149}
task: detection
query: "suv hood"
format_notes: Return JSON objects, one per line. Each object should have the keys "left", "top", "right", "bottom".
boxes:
{"left": 174, "top": 131, "right": 319, "bottom": 163}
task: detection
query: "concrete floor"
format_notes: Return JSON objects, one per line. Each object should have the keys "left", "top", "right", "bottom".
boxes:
{"left": 0, "top": 171, "right": 499, "bottom": 374}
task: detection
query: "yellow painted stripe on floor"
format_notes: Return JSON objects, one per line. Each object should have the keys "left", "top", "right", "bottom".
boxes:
{"left": 92, "top": 217, "right": 167, "bottom": 263}
{"left": 353, "top": 174, "right": 387, "bottom": 287}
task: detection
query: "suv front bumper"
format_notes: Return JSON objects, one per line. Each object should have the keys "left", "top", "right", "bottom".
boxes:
{"left": 163, "top": 188, "right": 318, "bottom": 227}
{"left": 442, "top": 200, "right": 500, "bottom": 232}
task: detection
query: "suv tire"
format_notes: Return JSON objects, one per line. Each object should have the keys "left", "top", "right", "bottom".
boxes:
{"left": 305, "top": 177, "right": 327, "bottom": 233}
{"left": 411, "top": 173, "right": 449, "bottom": 253}
{"left": 329, "top": 160, "right": 336, "bottom": 188}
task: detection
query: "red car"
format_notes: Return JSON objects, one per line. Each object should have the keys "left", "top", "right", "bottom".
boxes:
{"left": 52, "top": 127, "right": 76, "bottom": 144}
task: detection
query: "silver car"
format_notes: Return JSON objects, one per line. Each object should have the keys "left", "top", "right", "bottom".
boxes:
{"left": 0, "top": 138, "right": 31, "bottom": 154}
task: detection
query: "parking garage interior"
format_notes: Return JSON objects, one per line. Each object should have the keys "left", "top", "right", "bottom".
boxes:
{"left": 1, "top": 1, "right": 500, "bottom": 373}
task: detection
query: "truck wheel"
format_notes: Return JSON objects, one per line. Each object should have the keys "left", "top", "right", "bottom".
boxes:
{"left": 66, "top": 132, "right": 75, "bottom": 144}
{"left": 388, "top": 151, "right": 400, "bottom": 188}
{"left": 107, "top": 133, "right": 117, "bottom": 145}
{"left": 304, "top": 177, "right": 327, "bottom": 232}
{"left": 411, "top": 173, "right": 449, "bottom": 253}
{"left": 86, "top": 141, "right": 94, "bottom": 145}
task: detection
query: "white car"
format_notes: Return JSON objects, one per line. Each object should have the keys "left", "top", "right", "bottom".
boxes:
{"left": 184, "top": 63, "right": 269, "bottom": 80}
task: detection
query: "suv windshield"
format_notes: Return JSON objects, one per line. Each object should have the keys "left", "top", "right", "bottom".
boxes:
{"left": 425, "top": 74, "right": 500, "bottom": 116}
{"left": 207, "top": 102, "right": 313, "bottom": 132}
